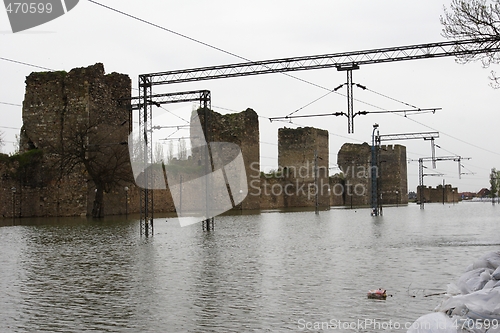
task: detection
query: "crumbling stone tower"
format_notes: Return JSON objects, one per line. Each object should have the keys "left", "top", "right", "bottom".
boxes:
{"left": 16, "top": 63, "right": 132, "bottom": 217}
{"left": 337, "top": 143, "right": 408, "bottom": 207}
{"left": 277, "top": 127, "right": 329, "bottom": 208}
{"left": 378, "top": 144, "right": 408, "bottom": 205}
{"left": 337, "top": 143, "right": 371, "bottom": 206}
{"left": 197, "top": 108, "right": 260, "bottom": 210}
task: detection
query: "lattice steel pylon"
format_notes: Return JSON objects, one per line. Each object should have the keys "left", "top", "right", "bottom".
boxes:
{"left": 131, "top": 37, "right": 499, "bottom": 232}
{"left": 371, "top": 130, "right": 440, "bottom": 216}
{"left": 142, "top": 38, "right": 500, "bottom": 85}
{"left": 370, "top": 124, "right": 380, "bottom": 215}
{"left": 140, "top": 37, "right": 500, "bottom": 133}
{"left": 138, "top": 75, "right": 154, "bottom": 237}
{"left": 134, "top": 84, "right": 212, "bottom": 236}
{"left": 415, "top": 155, "right": 470, "bottom": 209}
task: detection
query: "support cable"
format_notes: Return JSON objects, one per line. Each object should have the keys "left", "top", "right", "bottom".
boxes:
{"left": 287, "top": 90, "right": 336, "bottom": 117}
{"left": 159, "top": 105, "right": 190, "bottom": 124}
{"left": 0, "top": 101, "right": 22, "bottom": 107}
{"left": 400, "top": 115, "right": 500, "bottom": 157}
{"left": 435, "top": 144, "right": 476, "bottom": 176}
{"left": 87, "top": 0, "right": 247, "bottom": 63}
{"left": 0, "top": 57, "right": 54, "bottom": 71}
{"left": 365, "top": 87, "right": 419, "bottom": 109}
{"left": 89, "top": 0, "right": 434, "bottom": 122}
{"left": 88, "top": 0, "right": 344, "bottom": 95}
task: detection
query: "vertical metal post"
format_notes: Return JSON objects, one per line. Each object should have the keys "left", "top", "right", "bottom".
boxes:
{"left": 370, "top": 124, "right": 379, "bottom": 216}
{"left": 419, "top": 158, "right": 424, "bottom": 209}
{"left": 442, "top": 179, "right": 445, "bottom": 205}
{"left": 347, "top": 70, "right": 354, "bottom": 134}
{"left": 492, "top": 170, "right": 497, "bottom": 206}
{"left": 139, "top": 75, "right": 154, "bottom": 237}
{"left": 201, "top": 91, "right": 214, "bottom": 231}
{"left": 457, "top": 157, "right": 462, "bottom": 179}
{"left": 431, "top": 138, "right": 436, "bottom": 169}
{"left": 314, "top": 150, "right": 319, "bottom": 215}
{"left": 336, "top": 64, "right": 359, "bottom": 133}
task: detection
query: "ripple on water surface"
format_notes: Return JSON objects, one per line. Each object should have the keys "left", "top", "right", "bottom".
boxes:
{"left": 0, "top": 203, "right": 498, "bottom": 332}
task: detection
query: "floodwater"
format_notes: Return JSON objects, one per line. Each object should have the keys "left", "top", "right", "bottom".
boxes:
{"left": 0, "top": 202, "right": 499, "bottom": 332}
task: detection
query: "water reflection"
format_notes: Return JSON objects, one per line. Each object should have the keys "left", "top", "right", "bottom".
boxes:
{"left": 14, "top": 219, "right": 137, "bottom": 332}
{"left": 0, "top": 203, "right": 499, "bottom": 332}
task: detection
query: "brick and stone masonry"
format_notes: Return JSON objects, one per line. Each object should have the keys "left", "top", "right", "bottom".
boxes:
{"left": 417, "top": 184, "right": 459, "bottom": 204}
{"left": 337, "top": 143, "right": 371, "bottom": 207}
{"left": 259, "top": 126, "right": 330, "bottom": 209}
{"left": 0, "top": 62, "right": 414, "bottom": 218}
{"left": 196, "top": 108, "right": 260, "bottom": 211}
{"left": 337, "top": 143, "right": 408, "bottom": 207}
{"left": 0, "top": 63, "right": 135, "bottom": 217}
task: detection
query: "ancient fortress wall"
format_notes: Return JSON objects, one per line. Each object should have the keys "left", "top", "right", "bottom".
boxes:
{"left": 337, "top": 143, "right": 371, "bottom": 206}
{"left": 196, "top": 108, "right": 260, "bottom": 211}
{"left": 21, "top": 63, "right": 130, "bottom": 152}
{"left": 260, "top": 127, "right": 330, "bottom": 209}
{"left": 378, "top": 144, "right": 408, "bottom": 205}
{"left": 1, "top": 63, "right": 414, "bottom": 218}
{"left": 0, "top": 63, "right": 133, "bottom": 217}
{"left": 417, "top": 184, "right": 459, "bottom": 204}
{"left": 337, "top": 142, "right": 408, "bottom": 207}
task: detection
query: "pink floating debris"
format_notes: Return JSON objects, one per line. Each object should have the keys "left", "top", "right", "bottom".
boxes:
{"left": 367, "top": 288, "right": 387, "bottom": 300}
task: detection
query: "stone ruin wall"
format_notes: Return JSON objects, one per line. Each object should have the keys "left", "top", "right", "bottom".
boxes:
{"left": 378, "top": 144, "right": 408, "bottom": 205}
{"left": 0, "top": 63, "right": 135, "bottom": 218}
{"left": 337, "top": 143, "right": 371, "bottom": 207}
{"left": 337, "top": 143, "right": 408, "bottom": 207}
{"left": 260, "top": 127, "right": 330, "bottom": 209}
{"left": 195, "top": 108, "right": 260, "bottom": 211}
{"left": 0, "top": 62, "right": 413, "bottom": 218}
{"left": 417, "top": 184, "right": 459, "bottom": 204}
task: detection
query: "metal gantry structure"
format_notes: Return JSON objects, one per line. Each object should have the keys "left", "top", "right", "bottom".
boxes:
{"left": 134, "top": 37, "right": 500, "bottom": 233}
{"left": 139, "top": 37, "right": 500, "bottom": 132}
{"left": 417, "top": 156, "right": 471, "bottom": 209}
{"left": 133, "top": 87, "right": 211, "bottom": 236}
{"left": 268, "top": 108, "right": 441, "bottom": 133}
{"left": 371, "top": 124, "right": 380, "bottom": 215}
{"left": 371, "top": 130, "right": 440, "bottom": 216}
{"left": 143, "top": 38, "right": 500, "bottom": 84}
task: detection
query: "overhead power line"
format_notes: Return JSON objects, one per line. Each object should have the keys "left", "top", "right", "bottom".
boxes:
{"left": 87, "top": 0, "right": 359, "bottom": 101}
{"left": 88, "top": 0, "right": 249, "bottom": 63}
{"left": 158, "top": 106, "right": 190, "bottom": 124}
{"left": 0, "top": 101, "right": 22, "bottom": 107}
{"left": 401, "top": 113, "right": 500, "bottom": 157}
{"left": 0, "top": 57, "right": 54, "bottom": 71}
{"left": 365, "top": 87, "right": 418, "bottom": 109}
{"left": 89, "top": 1, "right": 500, "bottom": 162}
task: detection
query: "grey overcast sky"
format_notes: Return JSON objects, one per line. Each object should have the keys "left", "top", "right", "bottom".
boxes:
{"left": 1, "top": 0, "right": 499, "bottom": 193}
